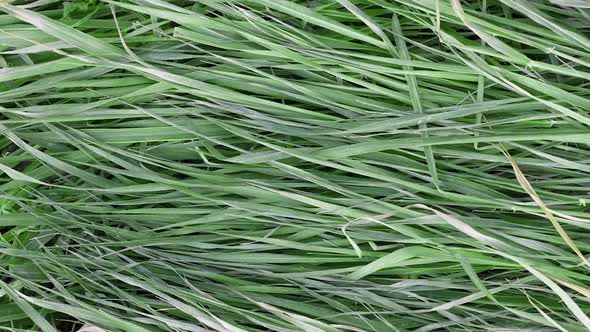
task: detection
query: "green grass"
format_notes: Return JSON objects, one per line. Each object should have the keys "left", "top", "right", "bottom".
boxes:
{"left": 1, "top": 0, "right": 590, "bottom": 331}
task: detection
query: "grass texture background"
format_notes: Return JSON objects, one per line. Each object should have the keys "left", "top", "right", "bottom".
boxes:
{"left": 1, "top": 0, "right": 590, "bottom": 331}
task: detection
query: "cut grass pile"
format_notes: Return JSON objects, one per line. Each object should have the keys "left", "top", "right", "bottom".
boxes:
{"left": 1, "top": 0, "right": 590, "bottom": 331}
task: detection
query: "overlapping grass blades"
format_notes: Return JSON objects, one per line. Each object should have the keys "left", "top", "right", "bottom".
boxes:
{"left": 1, "top": 0, "right": 590, "bottom": 331}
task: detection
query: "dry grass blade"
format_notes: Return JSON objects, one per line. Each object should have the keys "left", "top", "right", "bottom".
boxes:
{"left": 499, "top": 145, "right": 590, "bottom": 268}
